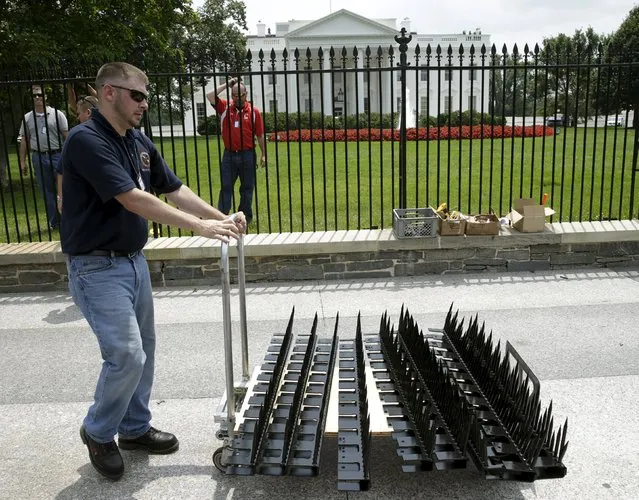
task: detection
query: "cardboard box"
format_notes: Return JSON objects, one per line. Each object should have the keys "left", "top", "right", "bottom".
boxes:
{"left": 438, "top": 215, "right": 466, "bottom": 236}
{"left": 507, "top": 198, "right": 555, "bottom": 233}
{"left": 465, "top": 214, "right": 500, "bottom": 235}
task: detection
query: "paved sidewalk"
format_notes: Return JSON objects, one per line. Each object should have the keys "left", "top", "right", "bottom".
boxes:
{"left": 1, "top": 268, "right": 638, "bottom": 499}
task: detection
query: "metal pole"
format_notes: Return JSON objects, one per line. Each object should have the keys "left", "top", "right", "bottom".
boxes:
{"left": 237, "top": 234, "right": 249, "bottom": 380}
{"left": 220, "top": 240, "right": 235, "bottom": 438}
{"left": 630, "top": 127, "right": 638, "bottom": 218}
{"left": 395, "top": 27, "right": 412, "bottom": 209}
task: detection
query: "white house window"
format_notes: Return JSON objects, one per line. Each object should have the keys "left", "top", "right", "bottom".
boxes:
{"left": 196, "top": 102, "right": 206, "bottom": 121}
{"left": 468, "top": 63, "right": 477, "bottom": 81}
{"left": 269, "top": 99, "right": 278, "bottom": 113}
{"left": 396, "top": 97, "right": 401, "bottom": 110}
{"left": 304, "top": 67, "right": 313, "bottom": 85}
{"left": 444, "top": 96, "right": 452, "bottom": 114}
{"left": 420, "top": 70, "right": 429, "bottom": 82}
{"left": 468, "top": 95, "right": 477, "bottom": 112}
{"left": 444, "top": 64, "right": 453, "bottom": 81}
{"left": 363, "top": 71, "right": 369, "bottom": 84}
{"left": 305, "top": 98, "right": 313, "bottom": 112}
{"left": 420, "top": 96, "right": 428, "bottom": 114}
{"left": 268, "top": 73, "right": 276, "bottom": 85}
{"left": 364, "top": 97, "right": 369, "bottom": 113}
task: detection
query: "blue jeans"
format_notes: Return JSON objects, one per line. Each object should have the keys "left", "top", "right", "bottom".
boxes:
{"left": 67, "top": 252, "right": 155, "bottom": 443}
{"left": 218, "top": 149, "right": 256, "bottom": 222}
{"left": 32, "top": 151, "right": 60, "bottom": 228}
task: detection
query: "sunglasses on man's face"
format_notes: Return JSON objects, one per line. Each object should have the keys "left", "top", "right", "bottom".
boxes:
{"left": 105, "top": 84, "right": 148, "bottom": 103}
{"left": 32, "top": 93, "right": 43, "bottom": 98}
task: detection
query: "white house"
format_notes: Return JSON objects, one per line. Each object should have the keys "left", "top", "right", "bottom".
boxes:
{"left": 183, "top": 9, "right": 491, "bottom": 135}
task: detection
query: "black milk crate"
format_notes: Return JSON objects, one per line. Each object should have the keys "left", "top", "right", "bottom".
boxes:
{"left": 392, "top": 208, "right": 439, "bottom": 238}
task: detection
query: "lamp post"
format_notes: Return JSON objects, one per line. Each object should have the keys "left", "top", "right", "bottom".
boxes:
{"left": 395, "top": 27, "right": 412, "bottom": 209}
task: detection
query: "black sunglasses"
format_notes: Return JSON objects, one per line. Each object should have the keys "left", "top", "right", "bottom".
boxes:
{"left": 32, "top": 93, "right": 43, "bottom": 98}
{"left": 105, "top": 84, "right": 148, "bottom": 103}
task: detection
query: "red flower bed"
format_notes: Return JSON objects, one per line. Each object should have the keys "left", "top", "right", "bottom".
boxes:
{"left": 269, "top": 125, "right": 554, "bottom": 142}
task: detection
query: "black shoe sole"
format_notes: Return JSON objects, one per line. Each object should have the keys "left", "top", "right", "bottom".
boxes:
{"left": 118, "top": 440, "right": 179, "bottom": 455}
{"left": 80, "top": 427, "right": 124, "bottom": 480}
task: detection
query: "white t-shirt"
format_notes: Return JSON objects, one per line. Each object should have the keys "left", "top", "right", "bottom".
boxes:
{"left": 19, "top": 106, "right": 68, "bottom": 152}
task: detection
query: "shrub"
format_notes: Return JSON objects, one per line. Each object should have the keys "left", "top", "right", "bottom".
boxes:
{"left": 434, "top": 111, "right": 506, "bottom": 127}
{"left": 418, "top": 114, "right": 439, "bottom": 127}
{"left": 197, "top": 115, "right": 219, "bottom": 136}
{"left": 268, "top": 125, "right": 554, "bottom": 142}
{"left": 263, "top": 111, "right": 399, "bottom": 132}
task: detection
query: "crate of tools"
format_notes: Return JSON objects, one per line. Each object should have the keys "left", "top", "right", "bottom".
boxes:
{"left": 435, "top": 203, "right": 466, "bottom": 236}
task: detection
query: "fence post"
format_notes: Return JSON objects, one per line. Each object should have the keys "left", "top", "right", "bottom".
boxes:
{"left": 395, "top": 27, "right": 412, "bottom": 209}
{"left": 631, "top": 118, "right": 638, "bottom": 218}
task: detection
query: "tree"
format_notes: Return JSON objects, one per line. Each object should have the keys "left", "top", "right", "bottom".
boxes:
{"left": 536, "top": 28, "right": 610, "bottom": 123}
{"left": 607, "top": 6, "right": 639, "bottom": 217}
{"left": 0, "top": 0, "right": 196, "bottom": 148}
{"left": 186, "top": 0, "right": 248, "bottom": 73}
{"left": 0, "top": 0, "right": 248, "bottom": 145}
{"left": 0, "top": 0, "right": 199, "bottom": 73}
{"left": 490, "top": 45, "right": 538, "bottom": 119}
{"left": 148, "top": 1, "right": 248, "bottom": 134}
{"left": 608, "top": 6, "right": 639, "bottom": 127}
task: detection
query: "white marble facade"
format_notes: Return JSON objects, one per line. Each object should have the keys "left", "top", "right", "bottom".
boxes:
{"left": 182, "top": 9, "right": 491, "bottom": 134}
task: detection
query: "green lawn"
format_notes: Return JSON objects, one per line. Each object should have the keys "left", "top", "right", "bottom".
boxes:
{"left": 1, "top": 127, "right": 636, "bottom": 243}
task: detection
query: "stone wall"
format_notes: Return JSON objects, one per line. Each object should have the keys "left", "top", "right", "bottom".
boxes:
{"left": 1, "top": 220, "right": 638, "bottom": 293}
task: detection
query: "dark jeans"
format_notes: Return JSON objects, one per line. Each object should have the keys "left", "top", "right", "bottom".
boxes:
{"left": 218, "top": 149, "right": 256, "bottom": 222}
{"left": 32, "top": 151, "right": 60, "bottom": 228}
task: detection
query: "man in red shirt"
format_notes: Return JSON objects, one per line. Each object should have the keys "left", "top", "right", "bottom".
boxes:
{"left": 207, "top": 77, "right": 266, "bottom": 224}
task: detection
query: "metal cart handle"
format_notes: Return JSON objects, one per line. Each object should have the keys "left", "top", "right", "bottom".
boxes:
{"left": 220, "top": 213, "right": 249, "bottom": 431}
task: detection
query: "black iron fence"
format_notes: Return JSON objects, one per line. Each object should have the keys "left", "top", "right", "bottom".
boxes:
{"left": 1, "top": 33, "right": 638, "bottom": 243}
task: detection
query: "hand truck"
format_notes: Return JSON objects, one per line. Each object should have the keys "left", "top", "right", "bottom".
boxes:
{"left": 209, "top": 219, "right": 568, "bottom": 486}
{"left": 212, "top": 219, "right": 250, "bottom": 472}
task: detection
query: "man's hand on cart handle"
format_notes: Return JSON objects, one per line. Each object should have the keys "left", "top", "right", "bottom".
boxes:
{"left": 229, "top": 212, "right": 247, "bottom": 234}
{"left": 197, "top": 218, "right": 240, "bottom": 244}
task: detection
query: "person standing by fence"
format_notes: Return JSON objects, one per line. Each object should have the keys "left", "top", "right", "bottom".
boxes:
{"left": 56, "top": 95, "right": 98, "bottom": 214}
{"left": 18, "top": 84, "right": 68, "bottom": 229}
{"left": 66, "top": 82, "right": 97, "bottom": 119}
{"left": 207, "top": 77, "right": 266, "bottom": 225}
{"left": 61, "top": 62, "right": 246, "bottom": 480}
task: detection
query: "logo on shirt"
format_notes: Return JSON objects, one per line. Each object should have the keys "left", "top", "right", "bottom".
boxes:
{"left": 140, "top": 151, "right": 151, "bottom": 170}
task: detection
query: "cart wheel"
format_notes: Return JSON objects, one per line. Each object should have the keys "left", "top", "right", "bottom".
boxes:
{"left": 213, "top": 447, "right": 227, "bottom": 473}
{"left": 215, "top": 429, "right": 228, "bottom": 440}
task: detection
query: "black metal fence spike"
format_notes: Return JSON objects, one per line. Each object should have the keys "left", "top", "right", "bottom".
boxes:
{"left": 558, "top": 420, "right": 569, "bottom": 461}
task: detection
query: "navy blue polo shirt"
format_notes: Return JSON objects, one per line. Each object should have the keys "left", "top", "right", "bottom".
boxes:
{"left": 60, "top": 110, "right": 182, "bottom": 254}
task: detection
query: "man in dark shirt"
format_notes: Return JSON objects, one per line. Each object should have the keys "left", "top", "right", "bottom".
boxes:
{"left": 61, "top": 62, "right": 246, "bottom": 481}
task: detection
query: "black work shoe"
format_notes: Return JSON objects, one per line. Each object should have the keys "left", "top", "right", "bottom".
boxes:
{"left": 118, "top": 427, "right": 179, "bottom": 454}
{"left": 80, "top": 426, "right": 124, "bottom": 480}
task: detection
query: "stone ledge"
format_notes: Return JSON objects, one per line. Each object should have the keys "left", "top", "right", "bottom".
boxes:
{"left": 548, "top": 220, "right": 639, "bottom": 243}
{"left": 1, "top": 220, "right": 638, "bottom": 265}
